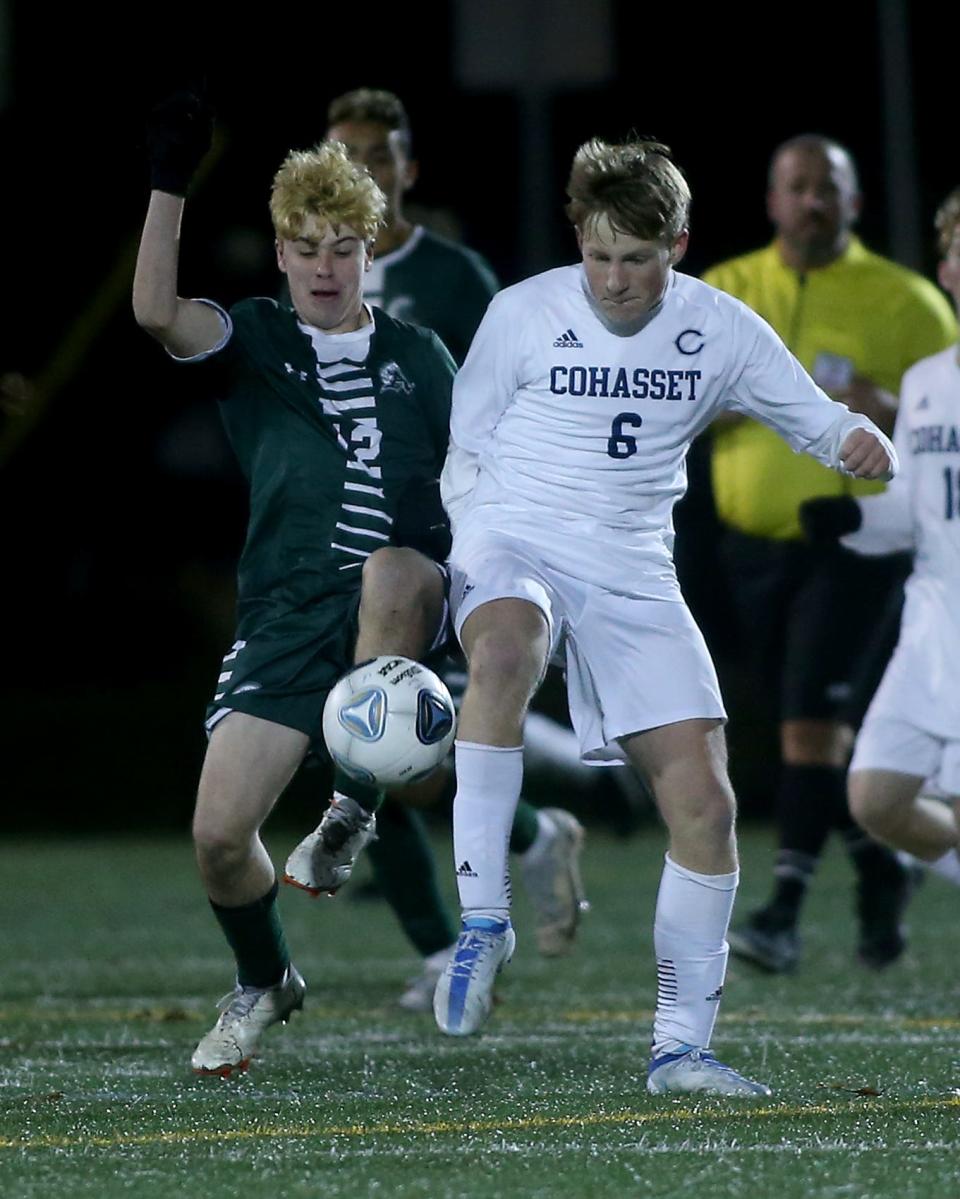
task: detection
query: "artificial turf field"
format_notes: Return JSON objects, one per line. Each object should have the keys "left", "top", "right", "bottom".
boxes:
{"left": 1, "top": 825, "right": 958, "bottom": 1199}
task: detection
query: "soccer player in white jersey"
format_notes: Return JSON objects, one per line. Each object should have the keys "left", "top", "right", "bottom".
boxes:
{"left": 431, "top": 138, "right": 896, "bottom": 1097}
{"left": 800, "top": 188, "right": 960, "bottom": 886}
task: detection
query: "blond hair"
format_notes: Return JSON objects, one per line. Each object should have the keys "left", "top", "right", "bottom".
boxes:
{"left": 565, "top": 138, "right": 690, "bottom": 244}
{"left": 935, "top": 187, "right": 960, "bottom": 256}
{"left": 270, "top": 142, "right": 386, "bottom": 242}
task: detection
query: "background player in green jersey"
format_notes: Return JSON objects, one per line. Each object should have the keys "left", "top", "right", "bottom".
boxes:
{"left": 133, "top": 92, "right": 459, "bottom": 1075}
{"left": 325, "top": 87, "right": 499, "bottom": 364}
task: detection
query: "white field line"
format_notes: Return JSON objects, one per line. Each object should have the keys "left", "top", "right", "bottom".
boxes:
{"left": 2, "top": 1004, "right": 960, "bottom": 1032}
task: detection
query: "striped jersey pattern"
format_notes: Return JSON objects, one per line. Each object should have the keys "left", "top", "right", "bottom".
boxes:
{"left": 309, "top": 342, "right": 393, "bottom": 572}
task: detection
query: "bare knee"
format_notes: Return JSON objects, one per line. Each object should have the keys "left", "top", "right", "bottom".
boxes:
{"left": 467, "top": 624, "right": 546, "bottom": 708}
{"left": 361, "top": 547, "right": 440, "bottom": 616}
{"left": 782, "top": 719, "right": 853, "bottom": 767}
{"left": 848, "top": 771, "right": 901, "bottom": 839}
{"left": 666, "top": 781, "right": 736, "bottom": 846}
{"left": 192, "top": 807, "right": 256, "bottom": 884}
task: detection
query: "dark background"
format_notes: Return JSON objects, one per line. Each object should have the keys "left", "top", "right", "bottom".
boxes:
{"left": 1, "top": 0, "right": 955, "bottom": 830}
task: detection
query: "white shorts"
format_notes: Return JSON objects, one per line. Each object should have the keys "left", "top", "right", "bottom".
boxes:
{"left": 449, "top": 531, "right": 725, "bottom": 762}
{"left": 850, "top": 712, "right": 960, "bottom": 798}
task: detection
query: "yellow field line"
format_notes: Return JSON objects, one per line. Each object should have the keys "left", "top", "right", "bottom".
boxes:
{"left": 2, "top": 1095, "right": 958, "bottom": 1152}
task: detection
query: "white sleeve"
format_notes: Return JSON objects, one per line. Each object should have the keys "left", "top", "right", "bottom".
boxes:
{"left": 440, "top": 292, "right": 521, "bottom": 526}
{"left": 725, "top": 304, "right": 898, "bottom": 478}
{"left": 842, "top": 384, "right": 915, "bottom": 556}
{"left": 165, "top": 299, "right": 232, "bottom": 362}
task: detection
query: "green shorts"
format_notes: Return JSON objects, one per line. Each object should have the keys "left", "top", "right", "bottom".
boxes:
{"left": 204, "top": 566, "right": 451, "bottom": 751}
{"left": 204, "top": 593, "right": 362, "bottom": 750}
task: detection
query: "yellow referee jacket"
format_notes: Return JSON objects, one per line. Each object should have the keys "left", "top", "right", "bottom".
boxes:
{"left": 705, "top": 236, "right": 957, "bottom": 539}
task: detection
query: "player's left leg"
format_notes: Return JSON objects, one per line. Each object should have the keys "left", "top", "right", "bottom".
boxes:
{"left": 623, "top": 719, "right": 770, "bottom": 1097}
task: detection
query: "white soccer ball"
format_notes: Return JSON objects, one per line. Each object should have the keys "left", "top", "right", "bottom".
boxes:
{"left": 322, "top": 656, "right": 457, "bottom": 788}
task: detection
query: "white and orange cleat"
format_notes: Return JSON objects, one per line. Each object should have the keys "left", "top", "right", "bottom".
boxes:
{"left": 283, "top": 796, "right": 377, "bottom": 897}
{"left": 191, "top": 964, "right": 306, "bottom": 1076}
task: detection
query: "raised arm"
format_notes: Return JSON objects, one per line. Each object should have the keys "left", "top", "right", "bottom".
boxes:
{"left": 132, "top": 92, "right": 224, "bottom": 358}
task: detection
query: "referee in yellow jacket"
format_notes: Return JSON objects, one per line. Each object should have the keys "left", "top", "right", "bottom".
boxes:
{"left": 705, "top": 134, "right": 957, "bottom": 973}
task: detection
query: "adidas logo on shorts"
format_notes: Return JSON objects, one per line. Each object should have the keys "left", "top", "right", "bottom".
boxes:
{"left": 457, "top": 860, "right": 478, "bottom": 878}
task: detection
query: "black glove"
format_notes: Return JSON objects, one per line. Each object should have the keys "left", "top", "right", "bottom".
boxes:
{"left": 392, "top": 478, "right": 452, "bottom": 563}
{"left": 146, "top": 90, "right": 213, "bottom": 196}
{"left": 799, "top": 495, "right": 862, "bottom": 543}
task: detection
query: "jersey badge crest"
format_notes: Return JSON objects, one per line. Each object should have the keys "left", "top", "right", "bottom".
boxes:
{"left": 379, "top": 361, "right": 415, "bottom": 395}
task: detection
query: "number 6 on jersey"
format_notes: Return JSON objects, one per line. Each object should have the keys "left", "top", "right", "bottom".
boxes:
{"left": 607, "top": 411, "right": 643, "bottom": 459}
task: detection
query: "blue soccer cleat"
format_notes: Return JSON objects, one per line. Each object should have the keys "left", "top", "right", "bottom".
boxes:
{"left": 433, "top": 915, "right": 516, "bottom": 1036}
{"left": 647, "top": 1045, "right": 771, "bottom": 1097}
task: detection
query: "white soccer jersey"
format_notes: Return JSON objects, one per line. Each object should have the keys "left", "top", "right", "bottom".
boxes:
{"left": 843, "top": 345, "right": 960, "bottom": 737}
{"left": 442, "top": 265, "right": 895, "bottom": 598}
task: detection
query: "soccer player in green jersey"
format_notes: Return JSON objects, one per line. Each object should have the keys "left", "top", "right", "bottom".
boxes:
{"left": 134, "top": 92, "right": 457, "bottom": 1075}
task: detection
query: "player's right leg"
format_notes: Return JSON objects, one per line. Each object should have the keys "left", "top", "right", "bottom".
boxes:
{"left": 191, "top": 712, "right": 309, "bottom": 1076}
{"left": 434, "top": 590, "right": 552, "bottom": 1036}
{"left": 285, "top": 546, "right": 447, "bottom": 896}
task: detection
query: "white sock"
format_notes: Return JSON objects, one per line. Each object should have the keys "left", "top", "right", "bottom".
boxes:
{"left": 652, "top": 853, "right": 738, "bottom": 1057}
{"left": 452, "top": 740, "right": 523, "bottom": 915}
{"left": 928, "top": 848, "right": 960, "bottom": 886}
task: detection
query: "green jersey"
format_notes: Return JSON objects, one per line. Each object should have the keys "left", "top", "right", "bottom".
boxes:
{"left": 184, "top": 297, "right": 455, "bottom": 641}
{"left": 364, "top": 226, "right": 498, "bottom": 365}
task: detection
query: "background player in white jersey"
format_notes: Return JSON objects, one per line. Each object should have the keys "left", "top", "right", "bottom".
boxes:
{"left": 800, "top": 188, "right": 960, "bottom": 884}
{"left": 432, "top": 137, "right": 896, "bottom": 1097}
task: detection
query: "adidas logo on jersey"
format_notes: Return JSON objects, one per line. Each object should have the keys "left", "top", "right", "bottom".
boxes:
{"left": 916, "top": 395, "right": 930, "bottom": 410}
{"left": 456, "top": 860, "right": 478, "bottom": 878}
{"left": 553, "top": 328, "right": 583, "bottom": 348}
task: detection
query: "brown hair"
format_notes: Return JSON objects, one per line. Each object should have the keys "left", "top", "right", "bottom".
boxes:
{"left": 565, "top": 138, "right": 690, "bottom": 243}
{"left": 327, "top": 88, "right": 412, "bottom": 155}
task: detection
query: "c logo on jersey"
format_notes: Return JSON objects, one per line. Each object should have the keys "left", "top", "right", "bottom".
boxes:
{"left": 675, "top": 329, "right": 705, "bottom": 355}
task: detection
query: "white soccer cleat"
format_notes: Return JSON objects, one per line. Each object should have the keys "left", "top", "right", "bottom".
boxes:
{"left": 397, "top": 945, "right": 456, "bottom": 1012}
{"left": 520, "top": 808, "right": 589, "bottom": 956}
{"left": 191, "top": 964, "right": 306, "bottom": 1077}
{"left": 646, "top": 1045, "right": 771, "bottom": 1097}
{"left": 283, "top": 796, "right": 377, "bottom": 896}
{"left": 433, "top": 916, "right": 516, "bottom": 1036}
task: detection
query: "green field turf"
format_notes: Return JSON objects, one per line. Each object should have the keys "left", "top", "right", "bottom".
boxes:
{"left": 1, "top": 824, "right": 958, "bottom": 1198}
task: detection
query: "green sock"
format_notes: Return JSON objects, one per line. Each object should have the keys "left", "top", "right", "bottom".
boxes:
{"left": 509, "top": 798, "right": 540, "bottom": 855}
{"left": 333, "top": 767, "right": 384, "bottom": 814}
{"left": 368, "top": 801, "right": 458, "bottom": 955}
{"left": 209, "top": 880, "right": 290, "bottom": 989}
